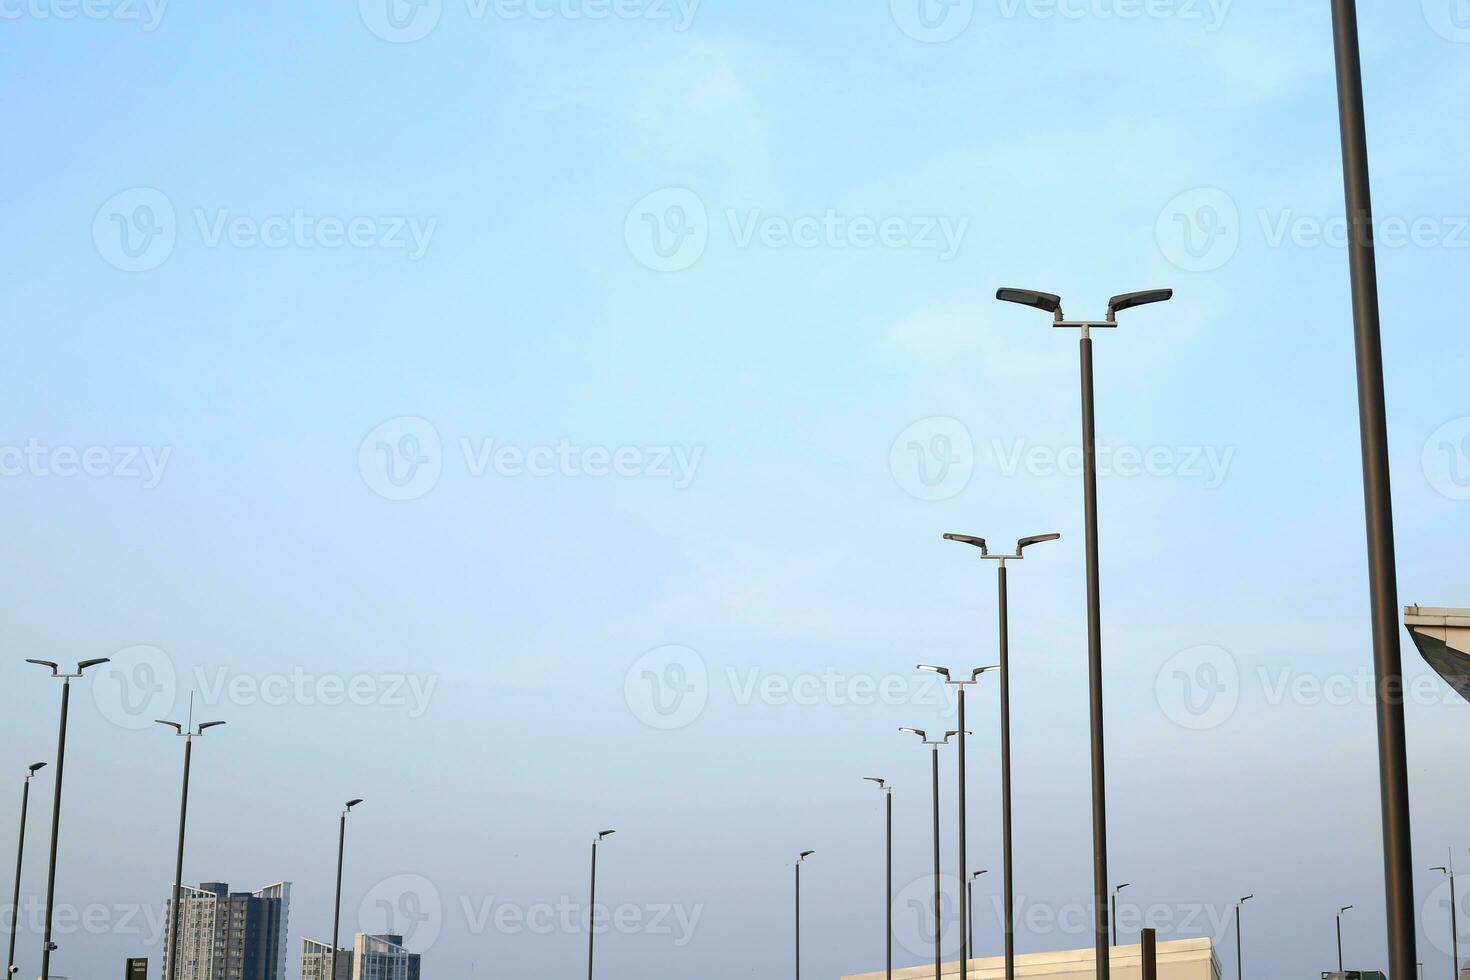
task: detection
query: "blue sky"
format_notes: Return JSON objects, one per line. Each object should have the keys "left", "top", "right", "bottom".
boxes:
{"left": 2, "top": 1, "right": 1470, "bottom": 978}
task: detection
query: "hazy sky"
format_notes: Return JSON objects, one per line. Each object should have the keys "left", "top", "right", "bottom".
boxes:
{"left": 3, "top": 1, "right": 1470, "bottom": 979}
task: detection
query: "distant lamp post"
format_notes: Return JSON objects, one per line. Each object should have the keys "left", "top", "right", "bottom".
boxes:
{"left": 916, "top": 664, "right": 998, "bottom": 980}
{"left": 157, "top": 714, "right": 226, "bottom": 980}
{"left": 968, "top": 870, "right": 989, "bottom": 959}
{"left": 1433, "top": 857, "right": 1459, "bottom": 980}
{"left": 997, "top": 285, "right": 1171, "bottom": 980}
{"left": 944, "top": 530, "right": 1059, "bottom": 980}
{"left": 901, "top": 727, "right": 958, "bottom": 980}
{"left": 1234, "top": 895, "right": 1253, "bottom": 980}
{"left": 588, "top": 830, "right": 616, "bottom": 980}
{"left": 795, "top": 850, "right": 814, "bottom": 980}
{"left": 1337, "top": 905, "right": 1354, "bottom": 972}
{"left": 331, "top": 799, "right": 364, "bottom": 980}
{"left": 863, "top": 778, "right": 892, "bottom": 980}
{"left": 6, "top": 763, "right": 46, "bottom": 980}
{"left": 1110, "top": 883, "right": 1131, "bottom": 946}
{"left": 26, "top": 656, "right": 109, "bottom": 980}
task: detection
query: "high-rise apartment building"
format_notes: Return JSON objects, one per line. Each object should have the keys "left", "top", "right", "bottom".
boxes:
{"left": 163, "top": 881, "right": 291, "bottom": 980}
{"left": 301, "top": 935, "right": 419, "bottom": 980}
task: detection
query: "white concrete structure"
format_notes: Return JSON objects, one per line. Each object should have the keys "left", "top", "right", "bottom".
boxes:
{"left": 842, "top": 938, "right": 1220, "bottom": 980}
{"left": 1404, "top": 605, "right": 1470, "bottom": 701}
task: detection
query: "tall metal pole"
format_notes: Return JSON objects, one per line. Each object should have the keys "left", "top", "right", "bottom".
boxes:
{"left": 1235, "top": 905, "right": 1242, "bottom": 980}
{"left": 329, "top": 800, "right": 363, "bottom": 980}
{"left": 886, "top": 792, "right": 893, "bottom": 980}
{"left": 997, "top": 563, "right": 1016, "bottom": 980}
{"left": 794, "top": 859, "right": 800, "bottom": 980}
{"left": 165, "top": 738, "right": 193, "bottom": 980}
{"left": 957, "top": 687, "right": 968, "bottom": 980}
{"left": 7, "top": 766, "right": 43, "bottom": 980}
{"left": 331, "top": 811, "right": 347, "bottom": 980}
{"left": 1450, "top": 871, "right": 1459, "bottom": 980}
{"left": 589, "top": 839, "right": 599, "bottom": 980}
{"left": 932, "top": 745, "right": 941, "bottom": 980}
{"left": 1080, "top": 333, "right": 1110, "bottom": 980}
{"left": 1338, "top": 912, "right": 1345, "bottom": 973}
{"left": 38, "top": 679, "right": 71, "bottom": 980}
{"left": 1328, "top": 3, "right": 1417, "bottom": 978}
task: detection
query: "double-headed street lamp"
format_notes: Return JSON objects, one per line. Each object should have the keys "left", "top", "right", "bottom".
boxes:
{"left": 1109, "top": 883, "right": 1130, "bottom": 947}
{"left": 331, "top": 799, "right": 364, "bottom": 980}
{"left": 944, "top": 531, "right": 1059, "bottom": 980}
{"left": 589, "top": 830, "right": 616, "bottom": 980}
{"left": 795, "top": 850, "right": 814, "bottom": 980}
{"left": 900, "top": 727, "right": 958, "bottom": 980}
{"left": 968, "top": 870, "right": 988, "bottom": 959}
{"left": 995, "top": 286, "right": 1171, "bottom": 980}
{"left": 863, "top": 778, "right": 892, "bottom": 980}
{"left": 157, "top": 715, "right": 226, "bottom": 980}
{"left": 26, "top": 656, "right": 109, "bottom": 980}
{"left": 1432, "top": 857, "right": 1458, "bottom": 980}
{"left": 1234, "top": 895, "right": 1253, "bottom": 980}
{"left": 916, "top": 665, "right": 997, "bottom": 980}
{"left": 6, "top": 763, "right": 46, "bottom": 980}
{"left": 1337, "top": 905, "right": 1354, "bottom": 973}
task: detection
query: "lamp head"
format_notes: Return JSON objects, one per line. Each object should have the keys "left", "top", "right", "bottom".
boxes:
{"left": 799, "top": 850, "right": 815, "bottom": 861}
{"left": 971, "top": 665, "right": 1000, "bottom": 680}
{"left": 155, "top": 720, "right": 183, "bottom": 734}
{"left": 77, "top": 657, "right": 111, "bottom": 673}
{"left": 598, "top": 830, "right": 616, "bottom": 840}
{"left": 916, "top": 665, "right": 950, "bottom": 678}
{"left": 1016, "top": 533, "right": 1061, "bottom": 553}
{"left": 198, "top": 721, "right": 227, "bottom": 732}
{"left": 899, "top": 727, "right": 927, "bottom": 740}
{"left": 1340, "top": 905, "right": 1353, "bottom": 914}
{"left": 27, "top": 762, "right": 46, "bottom": 774}
{"left": 943, "top": 533, "right": 988, "bottom": 556}
{"left": 346, "top": 798, "right": 364, "bottom": 811}
{"left": 25, "top": 659, "right": 59, "bottom": 674}
{"left": 863, "top": 777, "right": 887, "bottom": 789}
{"left": 996, "top": 288, "right": 1062, "bottom": 315}
{"left": 1106, "top": 289, "right": 1172, "bottom": 318}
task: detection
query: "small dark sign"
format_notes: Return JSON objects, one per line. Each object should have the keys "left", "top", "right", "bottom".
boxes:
{"left": 125, "top": 957, "right": 148, "bottom": 980}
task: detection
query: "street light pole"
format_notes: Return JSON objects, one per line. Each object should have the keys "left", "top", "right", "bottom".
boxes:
{"left": 918, "top": 665, "right": 998, "bottom": 980}
{"left": 1110, "top": 883, "right": 1130, "bottom": 947}
{"left": 1337, "top": 905, "right": 1353, "bottom": 973}
{"left": 1433, "top": 857, "right": 1458, "bottom": 980}
{"left": 26, "top": 657, "right": 109, "bottom": 980}
{"left": 864, "top": 779, "right": 892, "bottom": 980}
{"left": 1235, "top": 895, "right": 1252, "bottom": 980}
{"left": 795, "top": 850, "right": 814, "bottom": 980}
{"left": 589, "top": 830, "right": 615, "bottom": 980}
{"left": 6, "top": 763, "right": 46, "bottom": 980}
{"left": 945, "top": 531, "right": 1060, "bottom": 980}
{"left": 1327, "top": 4, "right": 1417, "bottom": 978}
{"left": 902, "top": 728, "right": 957, "bottom": 980}
{"left": 330, "top": 799, "right": 364, "bottom": 980}
{"left": 996, "top": 286, "right": 1171, "bottom": 980}
{"left": 968, "top": 870, "right": 988, "bottom": 959}
{"left": 157, "top": 713, "right": 226, "bottom": 980}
